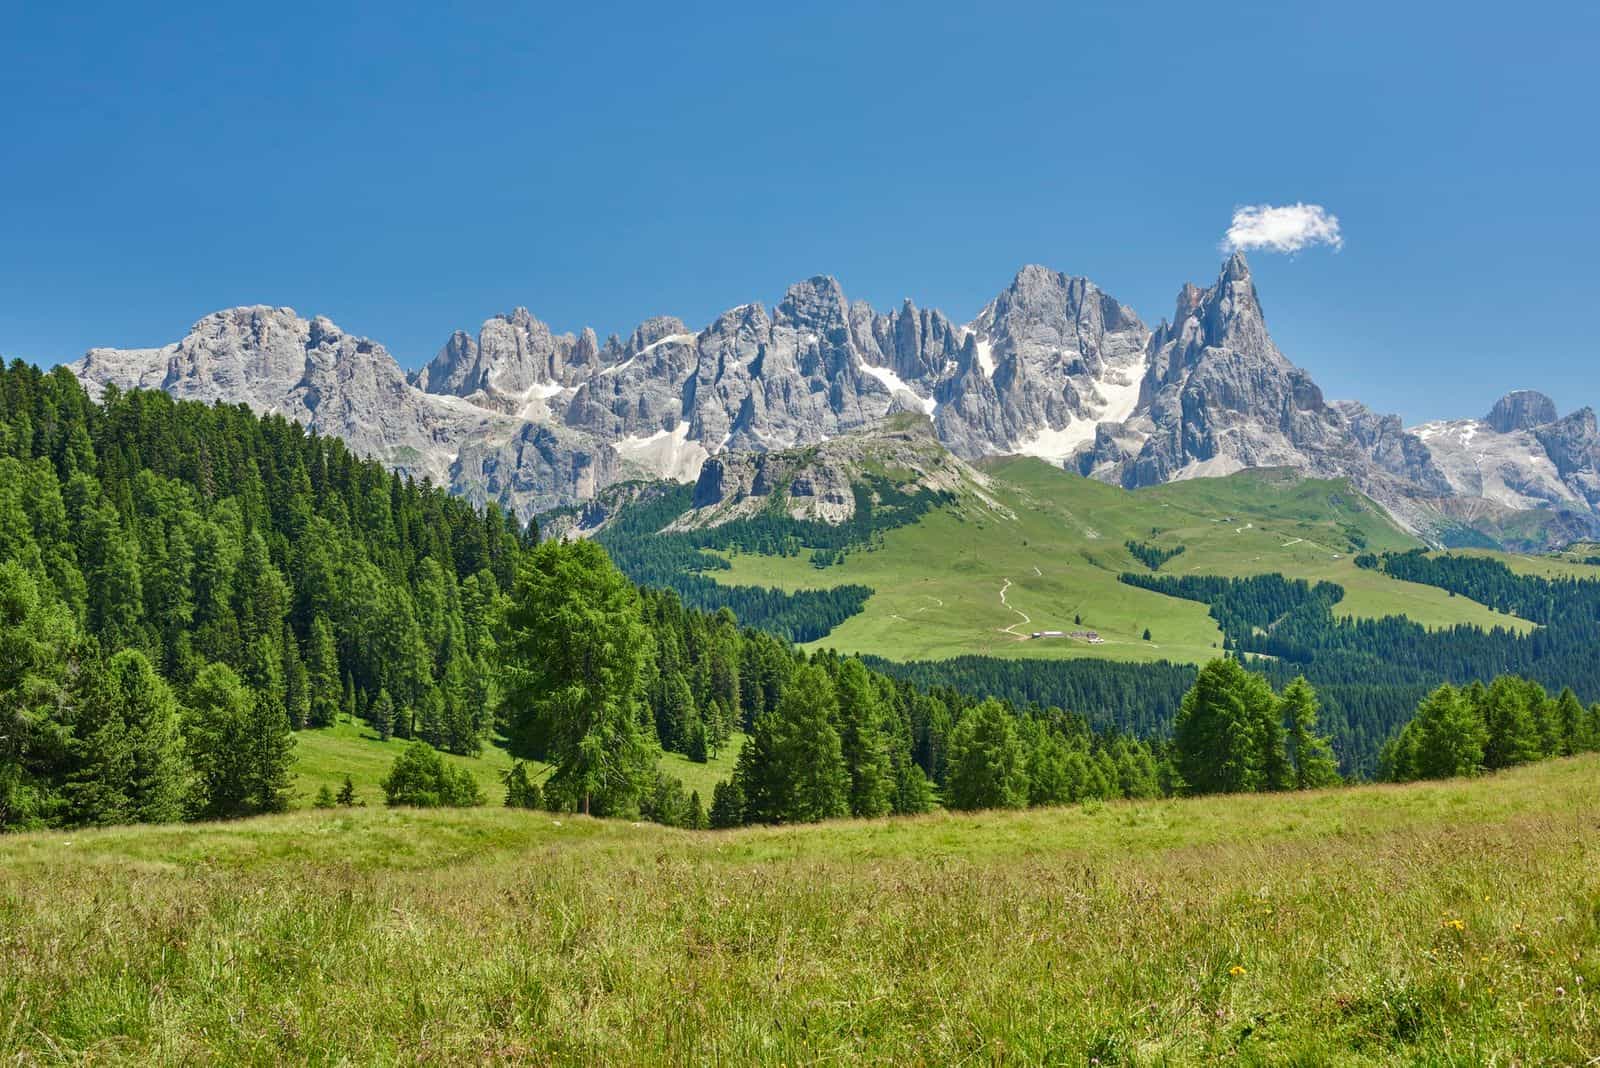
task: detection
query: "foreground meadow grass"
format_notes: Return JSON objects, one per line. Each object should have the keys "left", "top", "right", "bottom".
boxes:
{"left": 3, "top": 758, "right": 1599, "bottom": 1064}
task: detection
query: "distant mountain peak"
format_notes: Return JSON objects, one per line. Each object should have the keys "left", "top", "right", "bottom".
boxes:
{"left": 1486, "top": 390, "right": 1559, "bottom": 433}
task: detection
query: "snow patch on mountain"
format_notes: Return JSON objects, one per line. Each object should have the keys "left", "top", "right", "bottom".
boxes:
{"left": 610, "top": 424, "right": 708, "bottom": 483}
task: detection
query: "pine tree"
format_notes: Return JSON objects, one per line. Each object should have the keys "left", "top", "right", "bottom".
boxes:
{"left": 1025, "top": 727, "right": 1073, "bottom": 806}
{"left": 0, "top": 561, "right": 81, "bottom": 830}
{"left": 732, "top": 664, "right": 849, "bottom": 824}
{"left": 1479, "top": 676, "right": 1542, "bottom": 769}
{"left": 1554, "top": 688, "right": 1589, "bottom": 755}
{"left": 687, "top": 789, "right": 708, "bottom": 830}
{"left": 336, "top": 775, "right": 359, "bottom": 807}
{"left": 1173, "top": 659, "right": 1273, "bottom": 795}
{"left": 313, "top": 784, "right": 336, "bottom": 809}
{"left": 1406, "top": 684, "right": 1487, "bottom": 780}
{"left": 502, "top": 761, "right": 543, "bottom": 809}
{"left": 184, "top": 663, "right": 296, "bottom": 819}
{"left": 282, "top": 626, "right": 311, "bottom": 731}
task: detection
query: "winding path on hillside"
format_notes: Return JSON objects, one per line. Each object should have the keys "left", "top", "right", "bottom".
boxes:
{"left": 998, "top": 578, "right": 1031, "bottom": 639}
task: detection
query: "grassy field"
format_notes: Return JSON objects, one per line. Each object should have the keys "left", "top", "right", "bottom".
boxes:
{"left": 716, "top": 461, "right": 1535, "bottom": 664}
{"left": 3, "top": 756, "right": 1598, "bottom": 1063}
{"left": 291, "top": 719, "right": 743, "bottom": 809}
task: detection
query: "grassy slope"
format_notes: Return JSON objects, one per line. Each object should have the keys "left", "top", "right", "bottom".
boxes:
{"left": 1451, "top": 546, "right": 1600, "bottom": 580}
{"left": 715, "top": 461, "right": 1533, "bottom": 664}
{"left": 292, "top": 719, "right": 743, "bottom": 809}
{"left": 3, "top": 757, "right": 1597, "bottom": 1063}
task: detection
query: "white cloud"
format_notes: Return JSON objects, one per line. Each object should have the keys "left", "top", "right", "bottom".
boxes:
{"left": 1223, "top": 203, "right": 1343, "bottom": 254}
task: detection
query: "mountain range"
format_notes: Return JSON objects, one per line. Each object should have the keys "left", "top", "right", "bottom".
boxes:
{"left": 65, "top": 253, "right": 1600, "bottom": 548}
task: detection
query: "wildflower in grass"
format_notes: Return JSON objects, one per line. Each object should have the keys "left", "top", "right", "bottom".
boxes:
{"left": 1229, "top": 965, "right": 1247, "bottom": 977}
{"left": 1442, "top": 916, "right": 1465, "bottom": 931}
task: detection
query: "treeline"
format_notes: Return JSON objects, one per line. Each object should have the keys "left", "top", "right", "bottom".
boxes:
{"left": 1378, "top": 549, "right": 1600, "bottom": 627}
{"left": 1112, "top": 566, "right": 1600, "bottom": 774}
{"left": 864, "top": 655, "right": 1195, "bottom": 740}
{"left": 1125, "top": 540, "right": 1185, "bottom": 571}
{"left": 583, "top": 483, "right": 874, "bottom": 641}
{"left": 1119, "top": 572, "right": 1345, "bottom": 641}
{"left": 1381, "top": 675, "right": 1600, "bottom": 781}
{"left": 0, "top": 363, "right": 524, "bottom": 765}
{"left": 483, "top": 529, "right": 1357, "bottom": 824}
{"left": 1, "top": 561, "right": 297, "bottom": 828}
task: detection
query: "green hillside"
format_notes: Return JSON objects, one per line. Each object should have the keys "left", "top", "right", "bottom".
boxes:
{"left": 5, "top": 755, "right": 1597, "bottom": 1063}
{"left": 292, "top": 719, "right": 744, "bottom": 809}
{"left": 711, "top": 460, "right": 1533, "bottom": 664}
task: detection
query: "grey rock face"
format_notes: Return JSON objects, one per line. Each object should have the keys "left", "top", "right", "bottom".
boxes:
{"left": 1486, "top": 390, "right": 1559, "bottom": 434}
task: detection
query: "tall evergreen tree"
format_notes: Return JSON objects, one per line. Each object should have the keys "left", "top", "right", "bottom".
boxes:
{"left": 1173, "top": 659, "right": 1276, "bottom": 795}
{"left": 1479, "top": 676, "right": 1543, "bottom": 770}
{"left": 734, "top": 664, "right": 848, "bottom": 824}
{"left": 0, "top": 562, "right": 80, "bottom": 830}
{"left": 184, "top": 663, "right": 295, "bottom": 819}
{"left": 65, "top": 650, "right": 187, "bottom": 826}
{"left": 1281, "top": 676, "right": 1340, "bottom": 790}
{"left": 835, "top": 659, "right": 895, "bottom": 818}
{"left": 499, "top": 539, "right": 656, "bottom": 817}
{"left": 943, "top": 699, "right": 1029, "bottom": 811}
{"left": 306, "top": 614, "right": 340, "bottom": 728}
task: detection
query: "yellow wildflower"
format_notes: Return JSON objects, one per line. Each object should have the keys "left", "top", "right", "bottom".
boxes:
{"left": 1229, "top": 965, "right": 1247, "bottom": 977}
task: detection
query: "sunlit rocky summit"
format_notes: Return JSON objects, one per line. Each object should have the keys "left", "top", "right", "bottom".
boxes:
{"left": 69, "top": 254, "right": 1600, "bottom": 547}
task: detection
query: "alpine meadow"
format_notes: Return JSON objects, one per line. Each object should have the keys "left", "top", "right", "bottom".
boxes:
{"left": 6, "top": 4, "right": 1600, "bottom": 1062}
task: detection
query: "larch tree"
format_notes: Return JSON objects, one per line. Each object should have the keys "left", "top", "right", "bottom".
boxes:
{"left": 943, "top": 699, "right": 1029, "bottom": 811}
{"left": 1281, "top": 676, "right": 1340, "bottom": 789}
{"left": 498, "top": 539, "right": 656, "bottom": 817}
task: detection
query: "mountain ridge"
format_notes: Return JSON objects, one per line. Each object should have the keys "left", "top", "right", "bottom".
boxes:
{"left": 64, "top": 255, "right": 1600, "bottom": 548}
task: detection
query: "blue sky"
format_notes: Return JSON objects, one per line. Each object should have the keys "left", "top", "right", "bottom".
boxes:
{"left": 3, "top": 1, "right": 1596, "bottom": 423}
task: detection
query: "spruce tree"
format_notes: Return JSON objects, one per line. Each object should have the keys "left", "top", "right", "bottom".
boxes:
{"left": 282, "top": 626, "right": 311, "bottom": 731}
{"left": 336, "top": 775, "right": 359, "bottom": 806}
{"left": 66, "top": 649, "right": 186, "bottom": 826}
{"left": 370, "top": 688, "right": 396, "bottom": 742}
{"left": 1408, "top": 684, "right": 1487, "bottom": 780}
{"left": 1479, "top": 676, "right": 1542, "bottom": 769}
{"left": 0, "top": 561, "right": 80, "bottom": 830}
{"left": 502, "top": 761, "right": 543, "bottom": 809}
{"left": 709, "top": 778, "right": 745, "bottom": 829}
{"left": 1173, "top": 659, "right": 1269, "bottom": 795}
{"left": 687, "top": 789, "right": 708, "bottom": 830}
{"left": 184, "top": 663, "right": 295, "bottom": 818}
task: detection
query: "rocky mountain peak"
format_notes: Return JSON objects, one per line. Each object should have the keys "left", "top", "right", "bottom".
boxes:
{"left": 627, "top": 316, "right": 692, "bottom": 354}
{"left": 1221, "top": 249, "right": 1252, "bottom": 282}
{"left": 1486, "top": 390, "right": 1559, "bottom": 433}
{"left": 775, "top": 276, "right": 850, "bottom": 330}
